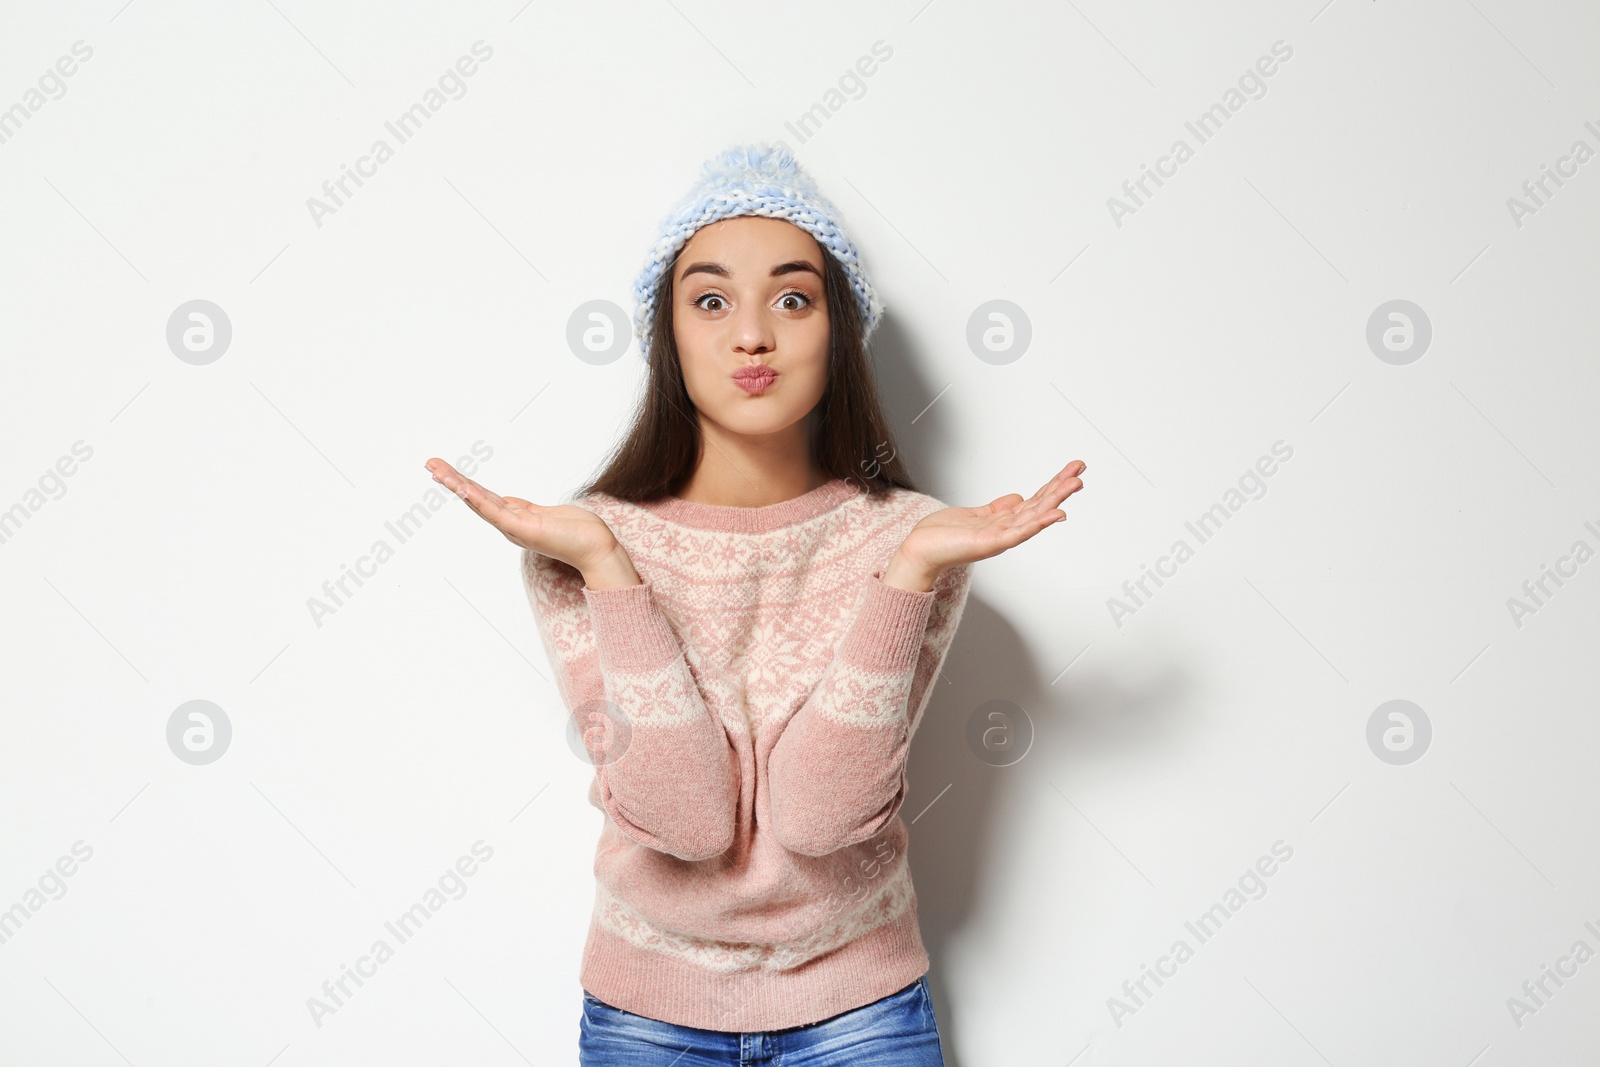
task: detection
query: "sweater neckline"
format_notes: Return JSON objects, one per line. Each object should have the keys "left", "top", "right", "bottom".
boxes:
{"left": 638, "top": 477, "right": 862, "bottom": 533}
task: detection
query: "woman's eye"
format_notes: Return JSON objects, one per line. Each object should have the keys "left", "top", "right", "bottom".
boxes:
{"left": 691, "top": 291, "right": 810, "bottom": 312}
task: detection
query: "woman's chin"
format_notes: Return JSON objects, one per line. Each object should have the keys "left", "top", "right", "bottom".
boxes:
{"left": 704, "top": 409, "right": 806, "bottom": 438}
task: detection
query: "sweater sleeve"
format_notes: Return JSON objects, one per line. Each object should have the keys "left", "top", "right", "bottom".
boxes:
{"left": 767, "top": 560, "right": 972, "bottom": 857}
{"left": 521, "top": 547, "right": 738, "bottom": 862}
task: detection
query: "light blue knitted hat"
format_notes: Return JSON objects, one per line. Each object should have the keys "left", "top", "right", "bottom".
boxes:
{"left": 631, "top": 143, "right": 884, "bottom": 357}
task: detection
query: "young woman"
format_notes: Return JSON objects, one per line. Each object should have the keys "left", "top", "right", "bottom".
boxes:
{"left": 424, "top": 144, "right": 1084, "bottom": 1065}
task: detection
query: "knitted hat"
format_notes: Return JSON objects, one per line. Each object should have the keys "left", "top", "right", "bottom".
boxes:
{"left": 631, "top": 143, "right": 884, "bottom": 357}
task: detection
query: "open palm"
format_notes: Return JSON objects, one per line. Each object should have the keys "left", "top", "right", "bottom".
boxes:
{"left": 899, "top": 460, "right": 1086, "bottom": 575}
{"left": 423, "top": 458, "right": 619, "bottom": 575}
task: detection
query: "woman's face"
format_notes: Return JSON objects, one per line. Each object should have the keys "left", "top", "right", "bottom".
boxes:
{"left": 671, "top": 215, "right": 830, "bottom": 441}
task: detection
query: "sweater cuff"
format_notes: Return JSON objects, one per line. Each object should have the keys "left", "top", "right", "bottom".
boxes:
{"left": 836, "top": 569, "right": 937, "bottom": 671}
{"left": 582, "top": 579, "right": 681, "bottom": 670}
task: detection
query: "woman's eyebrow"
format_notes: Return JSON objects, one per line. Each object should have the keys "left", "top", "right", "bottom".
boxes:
{"left": 769, "top": 260, "right": 822, "bottom": 279}
{"left": 679, "top": 260, "right": 822, "bottom": 280}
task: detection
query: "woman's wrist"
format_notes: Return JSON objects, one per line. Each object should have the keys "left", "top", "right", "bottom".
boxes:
{"left": 581, "top": 543, "right": 642, "bottom": 590}
{"left": 881, "top": 549, "right": 940, "bottom": 593}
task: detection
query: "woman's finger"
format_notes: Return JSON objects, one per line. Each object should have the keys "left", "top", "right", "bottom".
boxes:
{"left": 1016, "top": 461, "right": 1086, "bottom": 522}
{"left": 426, "top": 459, "right": 518, "bottom": 529}
{"left": 1016, "top": 460, "right": 1082, "bottom": 512}
{"left": 426, "top": 459, "right": 493, "bottom": 502}
{"left": 442, "top": 467, "right": 508, "bottom": 509}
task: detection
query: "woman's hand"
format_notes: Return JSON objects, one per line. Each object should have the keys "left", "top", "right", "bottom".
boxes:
{"left": 423, "top": 459, "right": 641, "bottom": 589}
{"left": 883, "top": 460, "right": 1087, "bottom": 592}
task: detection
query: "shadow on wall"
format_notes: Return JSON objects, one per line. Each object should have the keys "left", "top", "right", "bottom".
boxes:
{"left": 906, "top": 591, "right": 1189, "bottom": 1065}
{"left": 862, "top": 311, "right": 964, "bottom": 485}
{"left": 869, "top": 315, "right": 1192, "bottom": 1063}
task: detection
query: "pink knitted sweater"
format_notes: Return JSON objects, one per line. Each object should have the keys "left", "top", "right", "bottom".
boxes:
{"left": 520, "top": 476, "right": 971, "bottom": 1031}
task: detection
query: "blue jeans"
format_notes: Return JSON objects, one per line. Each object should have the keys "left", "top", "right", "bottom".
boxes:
{"left": 578, "top": 973, "right": 946, "bottom": 1065}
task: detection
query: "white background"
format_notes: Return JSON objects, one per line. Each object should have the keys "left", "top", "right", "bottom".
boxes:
{"left": 2, "top": 1, "right": 1597, "bottom": 1063}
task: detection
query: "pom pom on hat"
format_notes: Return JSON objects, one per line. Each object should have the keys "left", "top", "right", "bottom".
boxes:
{"left": 631, "top": 143, "right": 884, "bottom": 357}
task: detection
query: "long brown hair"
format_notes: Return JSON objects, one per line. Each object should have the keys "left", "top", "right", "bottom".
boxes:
{"left": 576, "top": 238, "right": 917, "bottom": 504}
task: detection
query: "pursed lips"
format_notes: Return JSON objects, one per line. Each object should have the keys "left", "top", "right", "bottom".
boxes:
{"left": 732, "top": 365, "right": 777, "bottom": 393}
